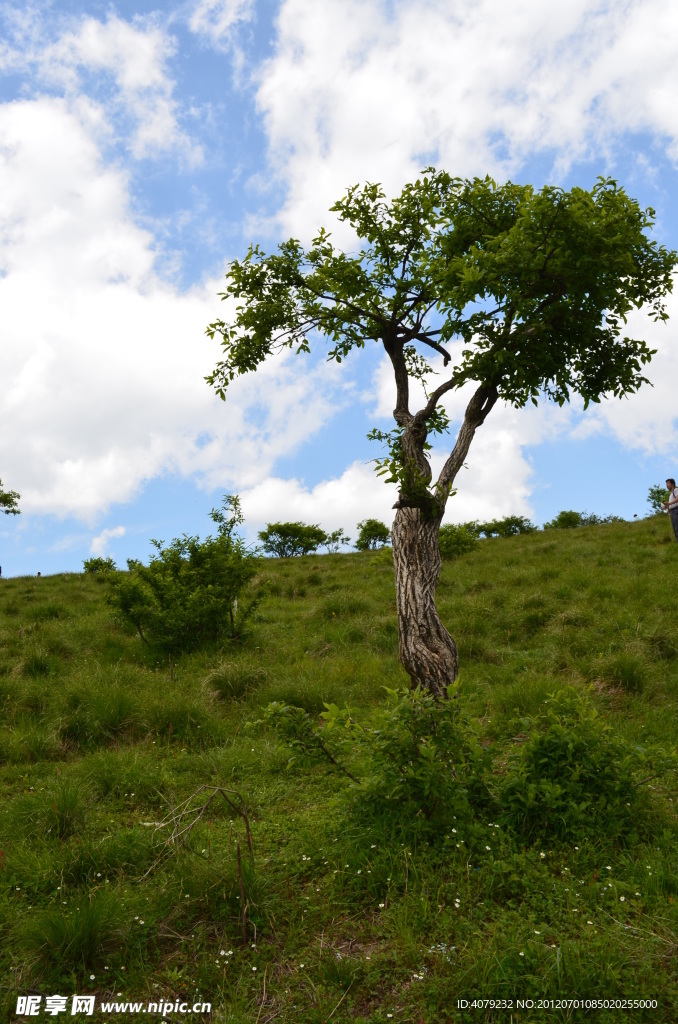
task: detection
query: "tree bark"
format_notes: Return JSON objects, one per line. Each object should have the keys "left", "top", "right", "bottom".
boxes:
{"left": 391, "top": 383, "right": 498, "bottom": 698}
{"left": 391, "top": 506, "right": 457, "bottom": 698}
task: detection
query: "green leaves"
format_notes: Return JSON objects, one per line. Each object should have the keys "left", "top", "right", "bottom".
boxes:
{"left": 0, "top": 478, "right": 20, "bottom": 516}
{"left": 206, "top": 169, "right": 677, "bottom": 508}
{"left": 258, "top": 522, "right": 328, "bottom": 558}
{"left": 108, "top": 496, "right": 259, "bottom": 655}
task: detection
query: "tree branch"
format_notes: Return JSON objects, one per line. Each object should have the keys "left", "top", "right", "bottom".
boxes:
{"left": 434, "top": 384, "right": 498, "bottom": 501}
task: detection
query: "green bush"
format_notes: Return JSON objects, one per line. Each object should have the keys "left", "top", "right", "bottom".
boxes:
{"left": 355, "top": 518, "right": 391, "bottom": 551}
{"left": 323, "top": 685, "right": 489, "bottom": 830}
{"left": 258, "top": 521, "right": 327, "bottom": 557}
{"left": 439, "top": 522, "right": 479, "bottom": 558}
{"left": 544, "top": 510, "right": 623, "bottom": 529}
{"left": 499, "top": 689, "right": 661, "bottom": 841}
{"left": 83, "top": 556, "right": 117, "bottom": 573}
{"left": 478, "top": 515, "right": 537, "bottom": 538}
{"left": 109, "top": 496, "right": 258, "bottom": 654}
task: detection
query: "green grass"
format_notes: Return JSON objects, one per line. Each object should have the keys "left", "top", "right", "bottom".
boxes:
{"left": 0, "top": 517, "right": 677, "bottom": 1022}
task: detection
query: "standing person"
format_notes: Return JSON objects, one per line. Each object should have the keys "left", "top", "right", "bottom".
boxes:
{"left": 662, "top": 478, "right": 678, "bottom": 541}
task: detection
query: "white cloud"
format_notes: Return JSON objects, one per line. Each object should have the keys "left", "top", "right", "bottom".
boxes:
{"left": 257, "top": 0, "right": 678, "bottom": 241}
{"left": 0, "top": 97, "right": 354, "bottom": 522}
{"left": 90, "top": 525, "right": 125, "bottom": 556}
{"left": 1, "top": 12, "right": 197, "bottom": 161}
{"left": 240, "top": 462, "right": 398, "bottom": 536}
{"left": 189, "top": 0, "right": 254, "bottom": 50}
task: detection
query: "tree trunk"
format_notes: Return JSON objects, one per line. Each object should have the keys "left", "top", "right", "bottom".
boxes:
{"left": 391, "top": 506, "right": 458, "bottom": 698}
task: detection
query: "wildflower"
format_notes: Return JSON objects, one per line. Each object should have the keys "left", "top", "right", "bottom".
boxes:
{"left": 371, "top": 844, "right": 376, "bottom": 848}
{"left": 587, "top": 921, "right": 593, "bottom": 925}
{"left": 539, "top": 852, "right": 546, "bottom": 859}
{"left": 519, "top": 952, "right": 524, "bottom": 957}
{"left": 485, "top": 846, "right": 491, "bottom": 851}
{"left": 90, "top": 975, "right": 95, "bottom": 980}
{"left": 534, "top": 930, "right": 540, "bottom": 935}
{"left": 220, "top": 950, "right": 226, "bottom": 956}
{"left": 379, "top": 903, "right": 385, "bottom": 908}
{"left": 252, "top": 967, "right": 257, "bottom": 972}
{"left": 606, "top": 866, "right": 612, "bottom": 871}
{"left": 620, "top": 896, "right": 625, "bottom": 902}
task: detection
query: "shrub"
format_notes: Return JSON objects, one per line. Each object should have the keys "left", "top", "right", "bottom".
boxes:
{"left": 477, "top": 515, "right": 537, "bottom": 538}
{"left": 83, "top": 556, "right": 117, "bottom": 573}
{"left": 499, "top": 689, "right": 663, "bottom": 841}
{"left": 340, "top": 686, "right": 488, "bottom": 827}
{"left": 438, "top": 522, "right": 479, "bottom": 559}
{"left": 355, "top": 519, "right": 391, "bottom": 551}
{"left": 258, "top": 522, "right": 327, "bottom": 557}
{"left": 109, "top": 496, "right": 258, "bottom": 654}
{"left": 543, "top": 510, "right": 623, "bottom": 529}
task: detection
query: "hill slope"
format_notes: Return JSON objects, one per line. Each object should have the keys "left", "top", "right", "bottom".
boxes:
{"left": 1, "top": 516, "right": 677, "bottom": 1022}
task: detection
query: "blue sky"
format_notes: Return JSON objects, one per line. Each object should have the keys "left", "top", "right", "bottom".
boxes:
{"left": 1, "top": 0, "right": 678, "bottom": 575}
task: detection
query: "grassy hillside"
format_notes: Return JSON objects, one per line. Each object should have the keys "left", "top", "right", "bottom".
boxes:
{"left": 1, "top": 516, "right": 677, "bottom": 1023}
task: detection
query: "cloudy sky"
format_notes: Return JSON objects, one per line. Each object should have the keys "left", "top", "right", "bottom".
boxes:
{"left": 1, "top": 0, "right": 677, "bottom": 575}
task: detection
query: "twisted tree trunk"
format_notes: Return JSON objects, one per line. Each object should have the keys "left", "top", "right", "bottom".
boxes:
{"left": 390, "top": 382, "right": 498, "bottom": 697}
{"left": 391, "top": 506, "right": 457, "bottom": 698}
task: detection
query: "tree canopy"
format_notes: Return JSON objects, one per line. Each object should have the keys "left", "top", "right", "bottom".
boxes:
{"left": 0, "top": 479, "right": 20, "bottom": 516}
{"left": 207, "top": 171, "right": 676, "bottom": 516}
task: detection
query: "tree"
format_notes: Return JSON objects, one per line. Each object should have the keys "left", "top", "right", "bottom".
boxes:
{"left": 0, "top": 478, "right": 20, "bottom": 516}
{"left": 543, "top": 510, "right": 624, "bottom": 529}
{"left": 322, "top": 528, "right": 351, "bottom": 553}
{"left": 206, "top": 170, "right": 676, "bottom": 697}
{"left": 647, "top": 484, "right": 669, "bottom": 515}
{"left": 258, "top": 522, "right": 327, "bottom": 557}
{"left": 355, "top": 518, "right": 391, "bottom": 551}
{"left": 477, "top": 515, "right": 537, "bottom": 538}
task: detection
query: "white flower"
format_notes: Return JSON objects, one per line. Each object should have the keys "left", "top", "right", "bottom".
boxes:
{"left": 485, "top": 845, "right": 491, "bottom": 851}
{"left": 220, "top": 950, "right": 226, "bottom": 956}
{"left": 252, "top": 966, "right": 257, "bottom": 971}
{"left": 606, "top": 866, "right": 612, "bottom": 871}
{"left": 90, "top": 975, "right": 95, "bottom": 980}
{"left": 534, "top": 930, "right": 540, "bottom": 934}
{"left": 379, "top": 903, "right": 385, "bottom": 908}
{"left": 620, "top": 896, "right": 625, "bottom": 902}
{"left": 539, "top": 853, "right": 546, "bottom": 859}
{"left": 519, "top": 952, "right": 524, "bottom": 956}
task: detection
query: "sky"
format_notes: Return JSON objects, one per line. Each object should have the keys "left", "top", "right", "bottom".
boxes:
{"left": 1, "top": 0, "right": 678, "bottom": 576}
